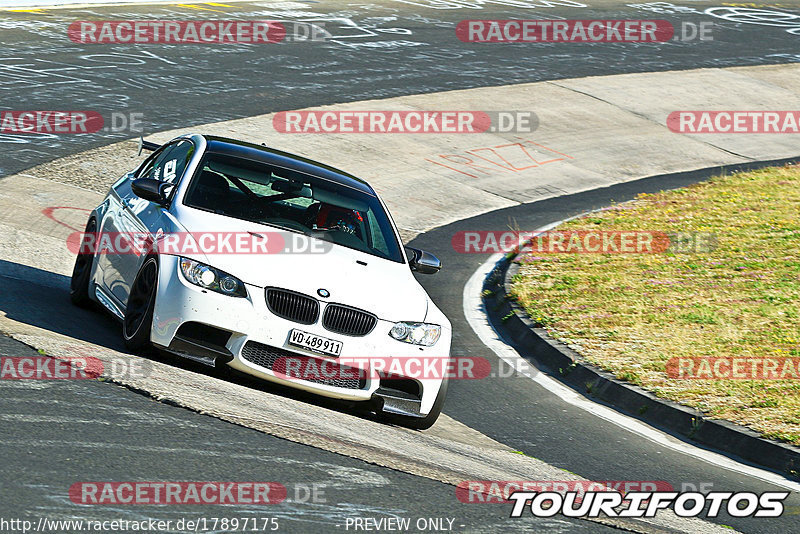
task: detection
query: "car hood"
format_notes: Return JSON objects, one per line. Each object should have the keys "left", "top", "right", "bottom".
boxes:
{"left": 167, "top": 207, "right": 429, "bottom": 322}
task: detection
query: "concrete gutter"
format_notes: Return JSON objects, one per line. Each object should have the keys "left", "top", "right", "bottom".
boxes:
{"left": 19, "top": 63, "right": 800, "bottom": 245}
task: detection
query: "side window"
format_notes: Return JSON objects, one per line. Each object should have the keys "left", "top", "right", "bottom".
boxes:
{"left": 136, "top": 146, "right": 168, "bottom": 180}
{"left": 120, "top": 141, "right": 195, "bottom": 214}
{"left": 162, "top": 140, "right": 194, "bottom": 184}
{"left": 137, "top": 140, "right": 195, "bottom": 185}
{"left": 366, "top": 209, "right": 389, "bottom": 256}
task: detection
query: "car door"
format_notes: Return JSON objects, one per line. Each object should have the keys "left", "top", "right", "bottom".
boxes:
{"left": 99, "top": 139, "right": 195, "bottom": 307}
{"left": 96, "top": 146, "right": 166, "bottom": 308}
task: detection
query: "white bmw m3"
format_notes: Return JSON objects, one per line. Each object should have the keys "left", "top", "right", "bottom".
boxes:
{"left": 70, "top": 134, "right": 451, "bottom": 429}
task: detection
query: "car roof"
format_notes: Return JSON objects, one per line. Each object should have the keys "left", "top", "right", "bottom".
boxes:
{"left": 201, "top": 135, "right": 375, "bottom": 196}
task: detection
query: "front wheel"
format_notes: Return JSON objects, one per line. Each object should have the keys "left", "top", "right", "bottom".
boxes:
{"left": 380, "top": 377, "right": 448, "bottom": 431}
{"left": 123, "top": 256, "right": 158, "bottom": 351}
{"left": 69, "top": 218, "right": 96, "bottom": 307}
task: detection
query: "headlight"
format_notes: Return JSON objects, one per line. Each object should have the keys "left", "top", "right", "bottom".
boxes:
{"left": 389, "top": 322, "right": 441, "bottom": 347}
{"left": 179, "top": 258, "right": 247, "bottom": 298}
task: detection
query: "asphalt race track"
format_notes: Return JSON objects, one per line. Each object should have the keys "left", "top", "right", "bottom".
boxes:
{"left": 0, "top": 335, "right": 612, "bottom": 534}
{"left": 2, "top": 0, "right": 800, "bottom": 175}
{"left": 1, "top": 1, "right": 800, "bottom": 533}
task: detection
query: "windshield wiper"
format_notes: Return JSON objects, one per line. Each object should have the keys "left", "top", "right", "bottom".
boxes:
{"left": 258, "top": 220, "right": 316, "bottom": 237}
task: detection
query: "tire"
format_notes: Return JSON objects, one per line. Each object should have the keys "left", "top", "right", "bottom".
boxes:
{"left": 123, "top": 256, "right": 158, "bottom": 351}
{"left": 70, "top": 218, "right": 96, "bottom": 307}
{"left": 380, "top": 377, "right": 448, "bottom": 431}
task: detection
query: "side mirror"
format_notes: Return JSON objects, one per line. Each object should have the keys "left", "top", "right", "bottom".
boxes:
{"left": 131, "top": 178, "right": 171, "bottom": 206}
{"left": 405, "top": 247, "right": 441, "bottom": 274}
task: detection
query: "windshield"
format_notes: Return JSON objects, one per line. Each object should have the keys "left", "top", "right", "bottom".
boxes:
{"left": 182, "top": 152, "right": 404, "bottom": 263}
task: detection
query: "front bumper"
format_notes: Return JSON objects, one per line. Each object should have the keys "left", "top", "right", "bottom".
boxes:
{"left": 149, "top": 255, "right": 451, "bottom": 415}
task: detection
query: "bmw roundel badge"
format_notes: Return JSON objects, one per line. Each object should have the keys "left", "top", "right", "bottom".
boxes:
{"left": 317, "top": 289, "right": 330, "bottom": 298}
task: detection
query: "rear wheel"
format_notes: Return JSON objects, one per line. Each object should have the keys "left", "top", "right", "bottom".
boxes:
{"left": 380, "top": 377, "right": 448, "bottom": 431}
{"left": 70, "top": 218, "right": 96, "bottom": 307}
{"left": 123, "top": 257, "right": 158, "bottom": 351}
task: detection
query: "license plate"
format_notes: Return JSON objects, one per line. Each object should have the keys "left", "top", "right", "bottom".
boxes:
{"left": 287, "top": 329, "right": 342, "bottom": 357}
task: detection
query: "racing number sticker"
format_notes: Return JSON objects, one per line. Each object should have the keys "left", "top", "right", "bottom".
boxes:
{"left": 163, "top": 159, "right": 178, "bottom": 183}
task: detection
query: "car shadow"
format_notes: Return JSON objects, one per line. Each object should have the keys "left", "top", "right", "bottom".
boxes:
{"left": 0, "top": 259, "right": 386, "bottom": 425}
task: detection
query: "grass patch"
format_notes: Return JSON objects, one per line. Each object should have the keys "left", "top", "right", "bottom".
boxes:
{"left": 509, "top": 165, "right": 800, "bottom": 445}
